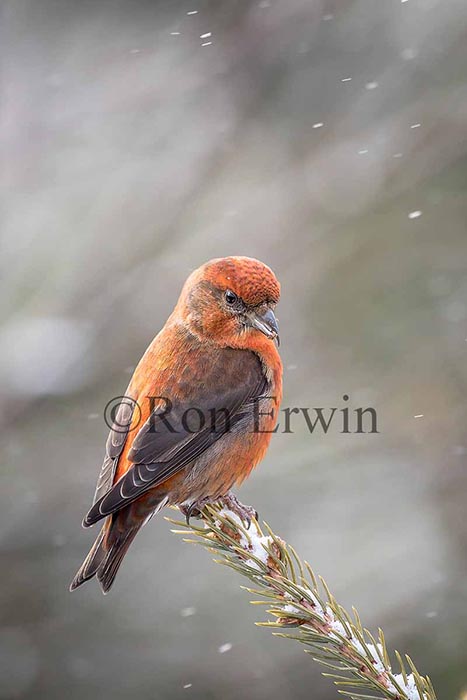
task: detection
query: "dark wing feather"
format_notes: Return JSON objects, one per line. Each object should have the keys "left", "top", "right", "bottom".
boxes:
{"left": 91, "top": 398, "right": 135, "bottom": 505}
{"left": 84, "top": 349, "right": 267, "bottom": 526}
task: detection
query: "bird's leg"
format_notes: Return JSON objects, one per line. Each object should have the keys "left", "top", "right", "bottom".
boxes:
{"left": 179, "top": 498, "right": 212, "bottom": 526}
{"left": 219, "top": 492, "right": 258, "bottom": 529}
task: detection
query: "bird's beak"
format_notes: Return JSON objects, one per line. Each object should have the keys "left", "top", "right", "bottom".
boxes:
{"left": 248, "top": 308, "right": 280, "bottom": 345}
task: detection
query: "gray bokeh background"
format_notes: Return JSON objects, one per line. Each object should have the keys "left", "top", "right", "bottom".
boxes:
{"left": 1, "top": 0, "right": 467, "bottom": 698}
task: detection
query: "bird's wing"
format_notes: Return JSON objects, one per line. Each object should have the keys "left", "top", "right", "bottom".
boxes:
{"left": 91, "top": 398, "right": 135, "bottom": 505}
{"left": 83, "top": 348, "right": 268, "bottom": 526}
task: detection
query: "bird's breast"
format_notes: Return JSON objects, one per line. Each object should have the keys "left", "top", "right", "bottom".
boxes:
{"left": 167, "top": 391, "right": 279, "bottom": 504}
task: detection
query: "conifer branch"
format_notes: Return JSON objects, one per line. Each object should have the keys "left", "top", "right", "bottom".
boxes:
{"left": 167, "top": 505, "right": 437, "bottom": 700}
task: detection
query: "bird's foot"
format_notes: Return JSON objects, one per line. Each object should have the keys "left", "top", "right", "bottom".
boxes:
{"left": 179, "top": 498, "right": 211, "bottom": 526}
{"left": 219, "top": 492, "right": 258, "bottom": 529}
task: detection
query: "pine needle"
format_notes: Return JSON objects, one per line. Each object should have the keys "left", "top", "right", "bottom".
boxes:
{"left": 166, "top": 505, "right": 436, "bottom": 700}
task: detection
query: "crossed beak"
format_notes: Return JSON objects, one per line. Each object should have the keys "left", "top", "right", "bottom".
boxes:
{"left": 249, "top": 308, "right": 280, "bottom": 345}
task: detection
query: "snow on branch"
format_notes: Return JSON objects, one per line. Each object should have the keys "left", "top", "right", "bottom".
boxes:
{"left": 167, "top": 505, "right": 437, "bottom": 700}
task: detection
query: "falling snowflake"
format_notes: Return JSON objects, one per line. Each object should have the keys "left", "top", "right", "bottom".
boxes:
{"left": 180, "top": 607, "right": 197, "bottom": 617}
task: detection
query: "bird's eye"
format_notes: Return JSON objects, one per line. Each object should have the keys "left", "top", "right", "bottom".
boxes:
{"left": 224, "top": 289, "right": 238, "bottom": 305}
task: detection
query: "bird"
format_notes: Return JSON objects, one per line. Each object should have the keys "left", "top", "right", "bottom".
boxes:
{"left": 70, "top": 256, "right": 282, "bottom": 593}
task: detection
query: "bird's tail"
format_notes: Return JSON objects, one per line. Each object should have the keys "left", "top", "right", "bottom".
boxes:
{"left": 69, "top": 525, "right": 107, "bottom": 591}
{"left": 97, "top": 523, "right": 141, "bottom": 594}
{"left": 70, "top": 516, "right": 142, "bottom": 594}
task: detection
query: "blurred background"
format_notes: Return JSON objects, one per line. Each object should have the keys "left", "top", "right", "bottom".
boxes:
{"left": 1, "top": 0, "right": 467, "bottom": 698}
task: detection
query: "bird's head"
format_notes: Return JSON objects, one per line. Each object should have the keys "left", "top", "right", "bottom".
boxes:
{"left": 176, "top": 256, "right": 280, "bottom": 349}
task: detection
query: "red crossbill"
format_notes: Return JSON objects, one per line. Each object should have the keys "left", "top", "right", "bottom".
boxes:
{"left": 71, "top": 256, "right": 282, "bottom": 593}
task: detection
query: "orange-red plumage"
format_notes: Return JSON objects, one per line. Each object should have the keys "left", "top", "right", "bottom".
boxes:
{"left": 71, "top": 256, "right": 282, "bottom": 593}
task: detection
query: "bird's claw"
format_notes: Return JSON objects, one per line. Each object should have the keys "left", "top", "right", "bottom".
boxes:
{"left": 219, "top": 492, "right": 258, "bottom": 529}
{"left": 179, "top": 499, "right": 211, "bottom": 526}
{"left": 180, "top": 494, "right": 258, "bottom": 529}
